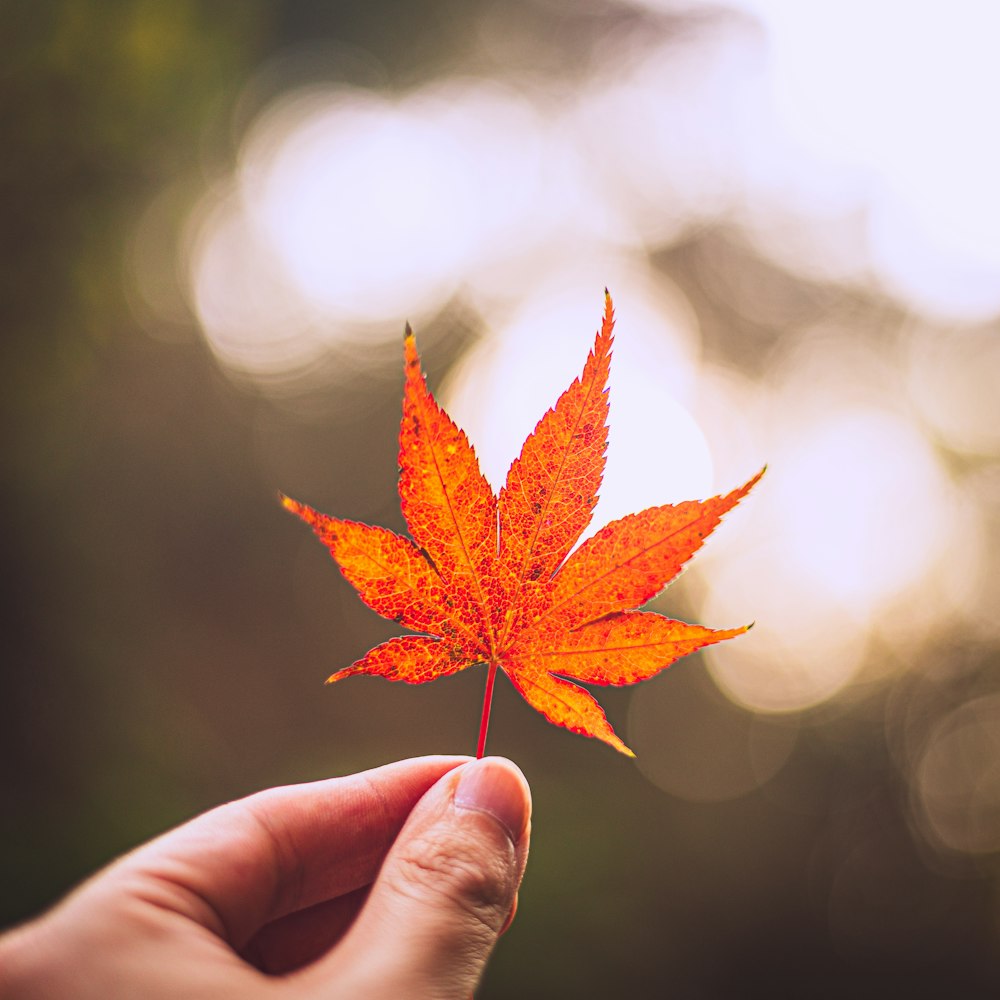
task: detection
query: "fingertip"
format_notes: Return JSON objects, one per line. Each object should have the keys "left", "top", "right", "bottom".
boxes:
{"left": 453, "top": 757, "right": 531, "bottom": 845}
{"left": 305, "top": 756, "right": 531, "bottom": 995}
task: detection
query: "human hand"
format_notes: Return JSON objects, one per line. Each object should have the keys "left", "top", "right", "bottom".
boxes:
{"left": 0, "top": 755, "right": 531, "bottom": 999}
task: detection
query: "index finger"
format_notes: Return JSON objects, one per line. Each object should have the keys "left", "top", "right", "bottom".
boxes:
{"left": 116, "top": 755, "right": 469, "bottom": 947}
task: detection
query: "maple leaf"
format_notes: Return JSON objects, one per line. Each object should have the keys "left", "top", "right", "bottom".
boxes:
{"left": 282, "top": 294, "right": 761, "bottom": 756}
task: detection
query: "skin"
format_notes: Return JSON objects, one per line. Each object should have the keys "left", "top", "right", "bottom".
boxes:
{"left": 0, "top": 756, "right": 532, "bottom": 999}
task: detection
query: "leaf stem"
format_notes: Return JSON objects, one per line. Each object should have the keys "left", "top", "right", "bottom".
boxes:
{"left": 476, "top": 660, "right": 499, "bottom": 759}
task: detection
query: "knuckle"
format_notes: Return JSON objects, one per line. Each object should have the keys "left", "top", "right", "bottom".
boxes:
{"left": 390, "top": 829, "right": 514, "bottom": 936}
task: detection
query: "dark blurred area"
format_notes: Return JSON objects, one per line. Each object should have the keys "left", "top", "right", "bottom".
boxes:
{"left": 3, "top": 2, "right": 1000, "bottom": 997}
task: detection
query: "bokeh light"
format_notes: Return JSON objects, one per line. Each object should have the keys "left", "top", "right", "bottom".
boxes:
{"left": 690, "top": 329, "right": 970, "bottom": 713}
{"left": 700, "top": 550, "right": 871, "bottom": 714}
{"left": 175, "top": 0, "right": 1000, "bottom": 802}
{"left": 912, "top": 694, "right": 1000, "bottom": 857}
{"left": 677, "top": 0, "right": 1000, "bottom": 320}
{"left": 187, "top": 181, "right": 334, "bottom": 379}
{"left": 905, "top": 322, "right": 1000, "bottom": 458}
{"left": 770, "top": 407, "right": 952, "bottom": 610}
{"left": 440, "top": 268, "right": 711, "bottom": 532}
{"left": 239, "top": 81, "right": 551, "bottom": 322}
{"left": 628, "top": 665, "right": 798, "bottom": 802}
{"left": 565, "top": 15, "right": 754, "bottom": 247}
{"left": 182, "top": 0, "right": 999, "bottom": 732}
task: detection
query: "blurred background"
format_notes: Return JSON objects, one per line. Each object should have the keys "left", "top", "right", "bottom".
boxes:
{"left": 3, "top": 0, "right": 1000, "bottom": 995}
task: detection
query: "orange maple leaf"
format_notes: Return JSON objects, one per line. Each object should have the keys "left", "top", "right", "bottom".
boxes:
{"left": 282, "top": 293, "right": 761, "bottom": 756}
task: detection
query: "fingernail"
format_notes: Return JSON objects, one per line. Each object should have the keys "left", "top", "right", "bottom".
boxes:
{"left": 454, "top": 757, "right": 530, "bottom": 843}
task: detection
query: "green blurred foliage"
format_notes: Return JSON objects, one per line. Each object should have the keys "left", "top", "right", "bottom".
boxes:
{"left": 1, "top": 0, "right": 269, "bottom": 910}
{"left": 0, "top": 1, "right": 264, "bottom": 416}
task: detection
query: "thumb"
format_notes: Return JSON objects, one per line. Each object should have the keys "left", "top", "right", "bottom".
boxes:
{"left": 307, "top": 757, "right": 531, "bottom": 999}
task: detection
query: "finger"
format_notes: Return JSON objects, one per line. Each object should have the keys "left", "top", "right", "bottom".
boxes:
{"left": 110, "top": 756, "right": 469, "bottom": 948}
{"left": 302, "top": 757, "right": 531, "bottom": 999}
{"left": 243, "top": 884, "right": 370, "bottom": 974}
